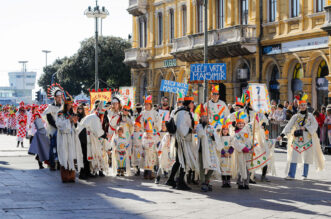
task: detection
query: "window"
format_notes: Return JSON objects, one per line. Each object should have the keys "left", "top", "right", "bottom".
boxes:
{"left": 158, "top": 13, "right": 163, "bottom": 45}
{"left": 217, "top": 0, "right": 225, "bottom": 29}
{"left": 316, "top": 0, "right": 325, "bottom": 12}
{"left": 290, "top": 0, "right": 299, "bottom": 18}
{"left": 293, "top": 63, "right": 303, "bottom": 79}
{"left": 182, "top": 5, "right": 187, "bottom": 36}
{"left": 139, "top": 16, "right": 147, "bottom": 48}
{"left": 169, "top": 9, "right": 175, "bottom": 43}
{"left": 269, "top": 0, "right": 277, "bottom": 22}
{"left": 240, "top": 0, "right": 248, "bottom": 25}
{"left": 197, "top": 2, "right": 204, "bottom": 33}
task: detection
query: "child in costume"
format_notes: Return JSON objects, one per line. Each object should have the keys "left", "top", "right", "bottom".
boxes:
{"left": 155, "top": 124, "right": 175, "bottom": 184}
{"left": 112, "top": 126, "right": 131, "bottom": 176}
{"left": 131, "top": 117, "right": 143, "bottom": 176}
{"left": 217, "top": 118, "right": 234, "bottom": 188}
{"left": 17, "top": 120, "right": 26, "bottom": 148}
{"left": 142, "top": 120, "right": 159, "bottom": 180}
{"left": 232, "top": 111, "right": 252, "bottom": 190}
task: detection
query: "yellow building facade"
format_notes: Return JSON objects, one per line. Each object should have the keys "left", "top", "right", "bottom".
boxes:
{"left": 124, "top": 0, "right": 331, "bottom": 109}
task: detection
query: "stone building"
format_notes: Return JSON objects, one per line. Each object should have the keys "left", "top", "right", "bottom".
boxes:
{"left": 124, "top": 0, "right": 331, "bottom": 109}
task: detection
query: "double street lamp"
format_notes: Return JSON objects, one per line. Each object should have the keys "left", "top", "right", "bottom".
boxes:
{"left": 84, "top": 0, "right": 109, "bottom": 90}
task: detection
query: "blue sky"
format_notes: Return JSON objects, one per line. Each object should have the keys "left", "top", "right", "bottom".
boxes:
{"left": 0, "top": 0, "right": 131, "bottom": 88}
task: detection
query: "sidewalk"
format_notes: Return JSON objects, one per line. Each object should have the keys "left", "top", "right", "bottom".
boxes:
{"left": 0, "top": 134, "right": 331, "bottom": 219}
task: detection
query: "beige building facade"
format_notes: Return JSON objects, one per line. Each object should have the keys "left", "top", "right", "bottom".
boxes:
{"left": 124, "top": 0, "right": 331, "bottom": 109}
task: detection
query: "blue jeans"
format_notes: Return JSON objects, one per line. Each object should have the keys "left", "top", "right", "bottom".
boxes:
{"left": 288, "top": 163, "right": 309, "bottom": 178}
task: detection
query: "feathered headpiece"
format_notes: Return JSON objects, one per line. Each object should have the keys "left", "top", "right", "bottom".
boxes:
{"left": 144, "top": 118, "right": 154, "bottom": 133}
{"left": 235, "top": 93, "right": 246, "bottom": 108}
{"left": 144, "top": 95, "right": 152, "bottom": 104}
{"left": 195, "top": 104, "right": 207, "bottom": 117}
{"left": 123, "top": 99, "right": 132, "bottom": 110}
{"left": 47, "top": 83, "right": 64, "bottom": 99}
{"left": 234, "top": 111, "right": 248, "bottom": 123}
{"left": 245, "top": 90, "right": 251, "bottom": 104}
{"left": 294, "top": 93, "right": 308, "bottom": 105}
{"left": 211, "top": 85, "right": 219, "bottom": 94}
{"left": 220, "top": 117, "right": 232, "bottom": 129}
{"left": 135, "top": 115, "right": 142, "bottom": 128}
{"left": 177, "top": 92, "right": 184, "bottom": 101}
{"left": 64, "top": 91, "right": 74, "bottom": 105}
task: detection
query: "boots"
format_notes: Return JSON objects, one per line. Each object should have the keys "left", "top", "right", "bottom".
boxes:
{"left": 135, "top": 166, "right": 140, "bottom": 176}
{"left": 176, "top": 169, "right": 191, "bottom": 191}
{"left": 38, "top": 161, "right": 44, "bottom": 169}
{"left": 16, "top": 141, "right": 20, "bottom": 148}
{"left": 21, "top": 141, "right": 24, "bottom": 148}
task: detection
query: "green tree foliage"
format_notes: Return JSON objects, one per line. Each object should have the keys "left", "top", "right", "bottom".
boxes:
{"left": 38, "top": 36, "right": 131, "bottom": 96}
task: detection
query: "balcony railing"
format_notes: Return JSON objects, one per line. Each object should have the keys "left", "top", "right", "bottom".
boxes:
{"left": 171, "top": 25, "right": 257, "bottom": 61}
{"left": 127, "top": 0, "right": 147, "bottom": 16}
{"left": 124, "top": 48, "right": 149, "bottom": 68}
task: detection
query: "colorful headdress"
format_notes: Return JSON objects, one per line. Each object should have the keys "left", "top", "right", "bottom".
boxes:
{"left": 47, "top": 83, "right": 64, "bottom": 99}
{"left": 123, "top": 99, "right": 132, "bottom": 110}
{"left": 211, "top": 85, "right": 219, "bottom": 94}
{"left": 234, "top": 111, "right": 248, "bottom": 123}
{"left": 177, "top": 92, "right": 184, "bottom": 101}
{"left": 19, "top": 101, "right": 25, "bottom": 110}
{"left": 220, "top": 117, "right": 231, "bottom": 129}
{"left": 184, "top": 96, "right": 194, "bottom": 101}
{"left": 144, "top": 95, "right": 152, "bottom": 104}
{"left": 295, "top": 93, "right": 308, "bottom": 105}
{"left": 195, "top": 104, "right": 207, "bottom": 117}
{"left": 245, "top": 90, "right": 251, "bottom": 104}
{"left": 235, "top": 93, "right": 245, "bottom": 107}
{"left": 135, "top": 115, "right": 142, "bottom": 128}
{"left": 144, "top": 118, "right": 154, "bottom": 133}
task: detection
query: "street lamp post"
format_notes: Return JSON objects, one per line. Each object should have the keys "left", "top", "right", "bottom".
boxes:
{"left": 203, "top": 0, "right": 208, "bottom": 102}
{"left": 84, "top": 0, "right": 109, "bottom": 90}
{"left": 42, "top": 50, "right": 51, "bottom": 67}
{"left": 18, "top": 61, "right": 28, "bottom": 103}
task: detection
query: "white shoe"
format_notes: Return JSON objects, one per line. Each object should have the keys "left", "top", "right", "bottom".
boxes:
{"left": 301, "top": 176, "right": 307, "bottom": 180}
{"left": 285, "top": 176, "right": 295, "bottom": 180}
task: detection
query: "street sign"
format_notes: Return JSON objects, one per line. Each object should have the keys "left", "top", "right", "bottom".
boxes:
{"left": 248, "top": 83, "right": 271, "bottom": 114}
{"left": 160, "top": 80, "right": 188, "bottom": 95}
{"left": 190, "top": 63, "right": 226, "bottom": 81}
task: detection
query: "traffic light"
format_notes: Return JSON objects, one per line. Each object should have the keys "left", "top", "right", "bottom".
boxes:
{"left": 35, "top": 90, "right": 41, "bottom": 103}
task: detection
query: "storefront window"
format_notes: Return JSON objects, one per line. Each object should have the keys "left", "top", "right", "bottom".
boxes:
{"left": 269, "top": 65, "right": 280, "bottom": 103}
{"left": 291, "top": 63, "right": 303, "bottom": 95}
{"left": 316, "top": 60, "right": 329, "bottom": 109}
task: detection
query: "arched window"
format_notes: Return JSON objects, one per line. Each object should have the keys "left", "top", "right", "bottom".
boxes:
{"left": 197, "top": 2, "right": 204, "bottom": 33}
{"left": 139, "top": 16, "right": 147, "bottom": 48}
{"left": 169, "top": 9, "right": 175, "bottom": 43}
{"left": 182, "top": 5, "right": 187, "bottom": 36}
{"left": 291, "top": 63, "right": 303, "bottom": 94}
{"left": 269, "top": 65, "right": 280, "bottom": 102}
{"left": 216, "top": 0, "right": 225, "bottom": 29}
{"left": 316, "top": 60, "right": 329, "bottom": 108}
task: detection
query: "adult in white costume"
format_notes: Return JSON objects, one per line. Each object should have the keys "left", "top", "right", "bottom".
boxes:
{"left": 277, "top": 94, "right": 325, "bottom": 180}
{"left": 43, "top": 85, "right": 63, "bottom": 171}
{"left": 77, "top": 101, "right": 109, "bottom": 176}
{"left": 56, "top": 97, "right": 83, "bottom": 183}
{"left": 166, "top": 96, "right": 198, "bottom": 190}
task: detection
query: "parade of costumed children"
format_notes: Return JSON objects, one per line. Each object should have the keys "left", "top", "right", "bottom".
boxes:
{"left": 277, "top": 93, "right": 325, "bottom": 180}
{"left": 131, "top": 115, "right": 144, "bottom": 176}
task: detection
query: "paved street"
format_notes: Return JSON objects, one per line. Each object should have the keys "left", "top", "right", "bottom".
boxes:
{"left": 0, "top": 135, "right": 331, "bottom": 219}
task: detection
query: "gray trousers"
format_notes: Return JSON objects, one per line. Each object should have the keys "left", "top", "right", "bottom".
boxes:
{"left": 237, "top": 168, "right": 250, "bottom": 186}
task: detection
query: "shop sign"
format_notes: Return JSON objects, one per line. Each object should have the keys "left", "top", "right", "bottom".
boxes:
{"left": 262, "top": 44, "right": 281, "bottom": 55}
{"left": 163, "top": 59, "right": 177, "bottom": 68}
{"left": 190, "top": 63, "right": 227, "bottom": 81}
{"left": 282, "top": 37, "right": 329, "bottom": 53}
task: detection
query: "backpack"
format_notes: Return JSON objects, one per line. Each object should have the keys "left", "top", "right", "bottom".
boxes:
{"left": 166, "top": 108, "right": 185, "bottom": 134}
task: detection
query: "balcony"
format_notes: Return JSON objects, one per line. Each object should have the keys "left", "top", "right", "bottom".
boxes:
{"left": 127, "top": 0, "right": 147, "bottom": 16}
{"left": 322, "top": 6, "right": 331, "bottom": 34}
{"left": 171, "top": 25, "right": 257, "bottom": 62}
{"left": 124, "top": 48, "right": 149, "bottom": 68}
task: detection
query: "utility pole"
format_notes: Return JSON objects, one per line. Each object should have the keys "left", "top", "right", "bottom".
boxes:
{"left": 203, "top": 0, "right": 208, "bottom": 102}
